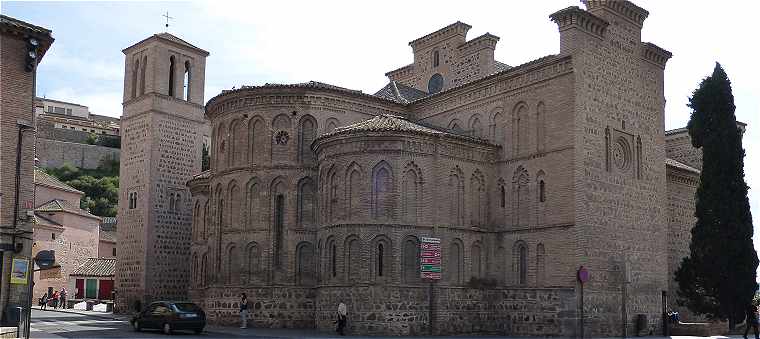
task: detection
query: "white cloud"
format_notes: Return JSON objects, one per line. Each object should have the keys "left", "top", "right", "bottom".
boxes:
{"left": 46, "top": 87, "right": 123, "bottom": 118}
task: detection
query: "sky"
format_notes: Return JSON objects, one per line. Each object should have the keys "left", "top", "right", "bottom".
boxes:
{"left": 3, "top": 1, "right": 760, "bottom": 259}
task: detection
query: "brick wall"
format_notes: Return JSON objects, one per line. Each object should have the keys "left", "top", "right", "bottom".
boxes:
{"left": 36, "top": 138, "right": 119, "bottom": 170}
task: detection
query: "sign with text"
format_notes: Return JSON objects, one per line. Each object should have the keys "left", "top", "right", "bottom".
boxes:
{"left": 11, "top": 258, "right": 29, "bottom": 285}
{"left": 420, "top": 237, "right": 441, "bottom": 280}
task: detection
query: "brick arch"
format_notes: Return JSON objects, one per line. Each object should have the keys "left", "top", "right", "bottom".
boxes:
{"left": 511, "top": 101, "right": 530, "bottom": 157}
{"left": 326, "top": 164, "right": 342, "bottom": 223}
{"left": 272, "top": 114, "right": 292, "bottom": 163}
{"left": 512, "top": 166, "right": 531, "bottom": 227}
{"left": 371, "top": 160, "right": 394, "bottom": 220}
{"left": 227, "top": 180, "right": 241, "bottom": 230}
{"left": 536, "top": 243, "right": 546, "bottom": 286}
{"left": 448, "top": 238, "right": 464, "bottom": 285}
{"left": 448, "top": 118, "right": 464, "bottom": 133}
{"left": 325, "top": 117, "right": 339, "bottom": 133}
{"left": 247, "top": 116, "right": 266, "bottom": 164}
{"left": 230, "top": 118, "right": 246, "bottom": 167}
{"left": 344, "top": 235, "right": 362, "bottom": 282}
{"left": 295, "top": 241, "right": 316, "bottom": 286}
{"left": 245, "top": 177, "right": 261, "bottom": 230}
{"left": 448, "top": 166, "right": 465, "bottom": 225}
{"left": 401, "top": 161, "right": 423, "bottom": 224}
{"left": 470, "top": 169, "right": 486, "bottom": 226}
{"left": 490, "top": 106, "right": 505, "bottom": 145}
{"left": 470, "top": 240, "right": 483, "bottom": 280}
{"left": 215, "top": 121, "right": 227, "bottom": 170}
{"left": 298, "top": 114, "right": 317, "bottom": 165}
{"left": 323, "top": 235, "right": 339, "bottom": 282}
{"left": 344, "top": 162, "right": 364, "bottom": 220}
{"left": 245, "top": 242, "right": 261, "bottom": 284}
{"left": 401, "top": 235, "right": 420, "bottom": 284}
{"left": 225, "top": 243, "right": 240, "bottom": 285}
{"left": 536, "top": 101, "right": 546, "bottom": 152}
{"left": 468, "top": 113, "right": 484, "bottom": 138}
{"left": 297, "top": 176, "right": 316, "bottom": 228}
{"left": 270, "top": 176, "right": 287, "bottom": 268}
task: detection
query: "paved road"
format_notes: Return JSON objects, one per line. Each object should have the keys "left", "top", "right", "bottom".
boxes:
{"left": 29, "top": 309, "right": 251, "bottom": 338}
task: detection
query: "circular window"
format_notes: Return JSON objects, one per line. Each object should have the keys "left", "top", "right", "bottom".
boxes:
{"left": 428, "top": 73, "right": 444, "bottom": 94}
{"left": 612, "top": 138, "right": 631, "bottom": 170}
{"left": 274, "top": 130, "right": 289, "bottom": 145}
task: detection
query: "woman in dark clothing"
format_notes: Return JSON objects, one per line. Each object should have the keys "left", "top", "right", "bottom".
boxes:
{"left": 745, "top": 303, "right": 759, "bottom": 339}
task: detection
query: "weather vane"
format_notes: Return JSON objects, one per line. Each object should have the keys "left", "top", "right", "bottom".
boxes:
{"left": 162, "top": 11, "right": 174, "bottom": 31}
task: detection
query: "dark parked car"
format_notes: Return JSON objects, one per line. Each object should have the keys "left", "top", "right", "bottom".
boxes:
{"left": 131, "top": 301, "right": 205, "bottom": 334}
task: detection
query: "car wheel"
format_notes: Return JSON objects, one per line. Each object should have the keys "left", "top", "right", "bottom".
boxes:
{"left": 133, "top": 320, "right": 141, "bottom": 332}
{"left": 163, "top": 323, "right": 172, "bottom": 335}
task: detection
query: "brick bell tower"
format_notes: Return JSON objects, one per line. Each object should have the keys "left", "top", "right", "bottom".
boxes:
{"left": 116, "top": 33, "right": 209, "bottom": 312}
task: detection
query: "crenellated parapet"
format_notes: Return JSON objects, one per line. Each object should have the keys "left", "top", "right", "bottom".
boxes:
{"left": 550, "top": 6, "right": 609, "bottom": 39}
{"left": 582, "top": 0, "right": 648, "bottom": 28}
{"left": 641, "top": 42, "right": 672, "bottom": 69}
{"left": 457, "top": 33, "right": 499, "bottom": 55}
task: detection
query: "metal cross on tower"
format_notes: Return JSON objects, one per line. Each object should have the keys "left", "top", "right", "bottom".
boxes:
{"left": 163, "top": 11, "right": 174, "bottom": 31}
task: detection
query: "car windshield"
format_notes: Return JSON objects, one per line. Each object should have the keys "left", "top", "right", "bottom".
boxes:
{"left": 172, "top": 303, "right": 201, "bottom": 312}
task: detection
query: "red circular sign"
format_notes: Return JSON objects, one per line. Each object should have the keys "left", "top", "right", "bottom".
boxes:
{"left": 577, "top": 266, "right": 589, "bottom": 283}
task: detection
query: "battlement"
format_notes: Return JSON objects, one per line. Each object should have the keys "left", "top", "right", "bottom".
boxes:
{"left": 582, "top": 0, "right": 649, "bottom": 28}
{"left": 641, "top": 42, "right": 672, "bottom": 69}
{"left": 550, "top": 6, "right": 609, "bottom": 39}
{"left": 409, "top": 21, "right": 471, "bottom": 51}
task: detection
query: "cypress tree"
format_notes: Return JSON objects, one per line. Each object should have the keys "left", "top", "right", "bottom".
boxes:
{"left": 675, "top": 63, "right": 758, "bottom": 327}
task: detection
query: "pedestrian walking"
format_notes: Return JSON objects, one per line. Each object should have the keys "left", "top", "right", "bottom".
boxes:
{"left": 60, "top": 288, "right": 67, "bottom": 309}
{"left": 745, "top": 302, "right": 759, "bottom": 339}
{"left": 40, "top": 293, "right": 48, "bottom": 310}
{"left": 335, "top": 302, "right": 347, "bottom": 336}
{"left": 239, "top": 293, "right": 249, "bottom": 329}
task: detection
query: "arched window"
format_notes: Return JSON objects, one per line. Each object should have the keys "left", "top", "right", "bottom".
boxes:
{"left": 201, "top": 253, "right": 207, "bottom": 287}
{"left": 373, "top": 236, "right": 391, "bottom": 282}
{"left": 539, "top": 180, "right": 546, "bottom": 203}
{"left": 272, "top": 179, "right": 285, "bottom": 267}
{"left": 402, "top": 237, "right": 420, "bottom": 284}
{"left": 326, "top": 118, "right": 339, "bottom": 133}
{"left": 140, "top": 56, "right": 146, "bottom": 95}
{"left": 168, "top": 193, "right": 175, "bottom": 212}
{"left": 192, "top": 254, "right": 198, "bottom": 287}
{"left": 470, "top": 171, "right": 485, "bottom": 226}
{"left": 298, "top": 116, "right": 317, "bottom": 165}
{"left": 132, "top": 59, "right": 139, "bottom": 98}
{"left": 246, "top": 180, "right": 260, "bottom": 230}
{"left": 231, "top": 120, "right": 246, "bottom": 167}
{"left": 183, "top": 61, "right": 191, "bottom": 101}
{"left": 518, "top": 243, "right": 527, "bottom": 285}
{"left": 500, "top": 185, "right": 506, "bottom": 208}
{"left": 175, "top": 193, "right": 181, "bottom": 213}
{"left": 513, "top": 103, "right": 529, "bottom": 157}
{"left": 469, "top": 115, "right": 484, "bottom": 138}
{"left": 378, "top": 243, "right": 384, "bottom": 277}
{"left": 203, "top": 201, "right": 209, "bottom": 238}
{"left": 168, "top": 56, "right": 176, "bottom": 97}
{"left": 432, "top": 50, "right": 440, "bottom": 67}
{"left": 513, "top": 167, "right": 530, "bottom": 227}
{"left": 297, "top": 178, "right": 315, "bottom": 228}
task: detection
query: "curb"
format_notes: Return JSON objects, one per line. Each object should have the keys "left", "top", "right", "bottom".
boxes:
{"left": 34, "top": 307, "right": 127, "bottom": 321}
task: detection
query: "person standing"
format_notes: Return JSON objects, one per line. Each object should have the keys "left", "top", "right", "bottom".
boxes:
{"left": 745, "top": 303, "right": 759, "bottom": 339}
{"left": 60, "top": 288, "right": 67, "bottom": 309}
{"left": 336, "top": 302, "right": 347, "bottom": 336}
{"left": 239, "top": 293, "right": 249, "bottom": 329}
{"left": 52, "top": 290, "right": 59, "bottom": 309}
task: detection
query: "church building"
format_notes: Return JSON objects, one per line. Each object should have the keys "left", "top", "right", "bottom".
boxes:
{"left": 117, "top": 0, "right": 707, "bottom": 336}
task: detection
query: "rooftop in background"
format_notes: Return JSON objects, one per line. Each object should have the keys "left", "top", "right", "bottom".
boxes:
{"left": 70, "top": 257, "right": 115, "bottom": 277}
{"left": 34, "top": 168, "right": 83, "bottom": 195}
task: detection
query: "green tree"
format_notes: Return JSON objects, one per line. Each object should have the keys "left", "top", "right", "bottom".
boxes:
{"left": 675, "top": 63, "right": 758, "bottom": 327}
{"left": 86, "top": 133, "right": 97, "bottom": 145}
{"left": 44, "top": 160, "right": 120, "bottom": 217}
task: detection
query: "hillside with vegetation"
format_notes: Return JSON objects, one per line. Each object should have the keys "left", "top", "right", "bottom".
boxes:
{"left": 45, "top": 159, "right": 119, "bottom": 217}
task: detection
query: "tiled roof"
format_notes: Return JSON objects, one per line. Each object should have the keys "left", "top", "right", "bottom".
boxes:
{"left": 32, "top": 212, "right": 62, "bottom": 227}
{"left": 373, "top": 81, "right": 428, "bottom": 104}
{"left": 124, "top": 32, "right": 209, "bottom": 56}
{"left": 191, "top": 170, "right": 211, "bottom": 180}
{"left": 70, "top": 258, "right": 115, "bottom": 277}
{"left": 100, "top": 230, "right": 116, "bottom": 243}
{"left": 320, "top": 114, "right": 495, "bottom": 145}
{"left": 665, "top": 158, "right": 700, "bottom": 174}
{"left": 493, "top": 61, "right": 512, "bottom": 73}
{"left": 36, "top": 199, "right": 101, "bottom": 221}
{"left": 34, "top": 168, "right": 83, "bottom": 195}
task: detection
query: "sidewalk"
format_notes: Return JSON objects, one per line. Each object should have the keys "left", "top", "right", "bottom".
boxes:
{"left": 32, "top": 305, "right": 128, "bottom": 321}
